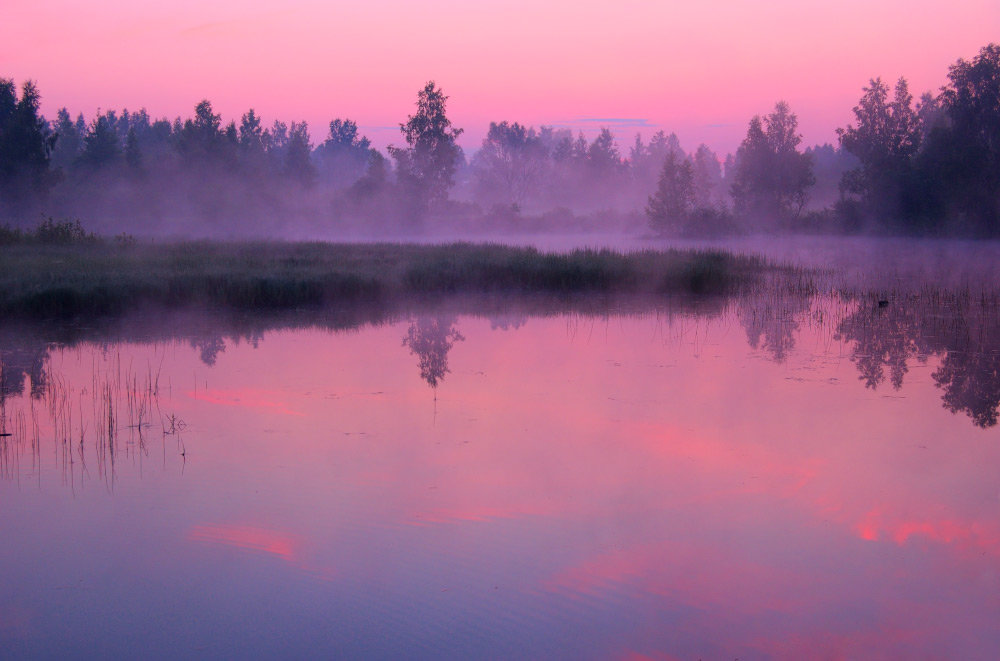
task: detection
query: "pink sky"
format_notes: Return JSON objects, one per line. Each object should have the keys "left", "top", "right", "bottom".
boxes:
{"left": 2, "top": 0, "right": 997, "bottom": 156}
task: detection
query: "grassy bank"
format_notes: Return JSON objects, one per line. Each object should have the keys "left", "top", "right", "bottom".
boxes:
{"left": 0, "top": 240, "right": 796, "bottom": 319}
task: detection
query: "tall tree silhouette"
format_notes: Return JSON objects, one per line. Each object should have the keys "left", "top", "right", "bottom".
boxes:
{"left": 937, "top": 43, "right": 1000, "bottom": 234}
{"left": 283, "top": 121, "right": 315, "bottom": 186}
{"left": 50, "top": 108, "right": 84, "bottom": 172}
{"left": 0, "top": 79, "right": 56, "bottom": 218}
{"left": 176, "top": 100, "right": 235, "bottom": 165}
{"left": 389, "top": 81, "right": 463, "bottom": 218}
{"left": 837, "top": 77, "right": 920, "bottom": 224}
{"left": 730, "top": 101, "right": 814, "bottom": 224}
{"left": 238, "top": 109, "right": 267, "bottom": 174}
{"left": 646, "top": 150, "right": 694, "bottom": 233}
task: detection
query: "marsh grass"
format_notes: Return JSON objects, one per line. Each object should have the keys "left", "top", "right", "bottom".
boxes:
{"left": 0, "top": 240, "right": 799, "bottom": 319}
{"left": 0, "top": 218, "right": 99, "bottom": 246}
{"left": 0, "top": 348, "right": 186, "bottom": 488}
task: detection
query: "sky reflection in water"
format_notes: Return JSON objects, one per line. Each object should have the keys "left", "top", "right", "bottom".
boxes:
{"left": 1, "top": 295, "right": 999, "bottom": 659}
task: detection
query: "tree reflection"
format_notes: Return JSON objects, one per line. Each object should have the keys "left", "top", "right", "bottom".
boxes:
{"left": 737, "top": 293, "right": 811, "bottom": 362}
{"left": 834, "top": 300, "right": 929, "bottom": 389}
{"left": 0, "top": 292, "right": 997, "bottom": 430}
{"left": 190, "top": 336, "right": 226, "bottom": 366}
{"left": 0, "top": 344, "right": 49, "bottom": 399}
{"left": 402, "top": 316, "right": 465, "bottom": 389}
{"left": 931, "top": 314, "right": 1000, "bottom": 428}
{"left": 489, "top": 314, "right": 527, "bottom": 331}
{"left": 836, "top": 294, "right": 1000, "bottom": 428}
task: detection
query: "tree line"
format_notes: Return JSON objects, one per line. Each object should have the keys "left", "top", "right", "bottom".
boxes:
{"left": 1, "top": 43, "right": 998, "bottom": 236}
{"left": 653, "top": 44, "right": 1000, "bottom": 236}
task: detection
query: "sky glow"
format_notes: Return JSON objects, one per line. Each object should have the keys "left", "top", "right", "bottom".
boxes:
{"left": 2, "top": 0, "right": 997, "bottom": 155}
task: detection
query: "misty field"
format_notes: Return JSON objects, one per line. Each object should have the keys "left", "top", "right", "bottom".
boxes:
{"left": 0, "top": 239, "right": 801, "bottom": 318}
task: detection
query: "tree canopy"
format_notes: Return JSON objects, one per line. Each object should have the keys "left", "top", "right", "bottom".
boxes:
{"left": 389, "top": 81, "right": 463, "bottom": 215}
{"left": 730, "top": 102, "right": 814, "bottom": 223}
{"left": 0, "top": 79, "right": 56, "bottom": 215}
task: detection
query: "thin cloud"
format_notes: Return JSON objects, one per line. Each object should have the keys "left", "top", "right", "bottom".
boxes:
{"left": 574, "top": 118, "right": 656, "bottom": 127}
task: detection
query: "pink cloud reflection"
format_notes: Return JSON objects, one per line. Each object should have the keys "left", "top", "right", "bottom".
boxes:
{"left": 188, "top": 524, "right": 299, "bottom": 561}
{"left": 187, "top": 388, "right": 304, "bottom": 416}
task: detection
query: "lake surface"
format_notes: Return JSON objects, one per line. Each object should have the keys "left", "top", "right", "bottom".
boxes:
{"left": 2, "top": 282, "right": 1000, "bottom": 658}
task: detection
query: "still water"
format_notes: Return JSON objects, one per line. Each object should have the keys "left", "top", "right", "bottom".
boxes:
{"left": 1, "top": 291, "right": 999, "bottom": 659}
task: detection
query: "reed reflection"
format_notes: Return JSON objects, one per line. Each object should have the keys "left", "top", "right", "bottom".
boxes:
{"left": 0, "top": 338, "right": 188, "bottom": 487}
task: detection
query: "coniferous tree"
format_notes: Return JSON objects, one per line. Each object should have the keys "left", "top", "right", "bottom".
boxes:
{"left": 125, "top": 127, "right": 142, "bottom": 172}
{"left": 176, "top": 100, "right": 226, "bottom": 164}
{"left": 79, "top": 112, "right": 123, "bottom": 169}
{"left": 0, "top": 79, "right": 56, "bottom": 216}
{"left": 238, "top": 109, "right": 267, "bottom": 174}
{"left": 284, "top": 121, "right": 315, "bottom": 186}
{"left": 51, "top": 108, "right": 83, "bottom": 172}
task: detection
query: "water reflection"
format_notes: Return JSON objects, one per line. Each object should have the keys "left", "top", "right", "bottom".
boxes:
{"left": 488, "top": 313, "right": 527, "bottom": 331}
{"left": 935, "top": 341, "right": 1000, "bottom": 428}
{"left": 0, "top": 341, "right": 47, "bottom": 398}
{"left": 836, "top": 292, "right": 1000, "bottom": 427}
{"left": 737, "top": 292, "right": 811, "bottom": 362}
{"left": 0, "top": 342, "right": 188, "bottom": 487}
{"left": 1, "top": 285, "right": 1000, "bottom": 499}
{"left": 192, "top": 335, "right": 227, "bottom": 366}
{"left": 402, "top": 316, "right": 465, "bottom": 389}
{"left": 2, "top": 289, "right": 1000, "bottom": 430}
{"left": 2, "top": 291, "right": 1000, "bottom": 658}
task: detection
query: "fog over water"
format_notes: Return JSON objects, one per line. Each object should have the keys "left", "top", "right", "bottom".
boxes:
{"left": 2, "top": 281, "right": 1000, "bottom": 657}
